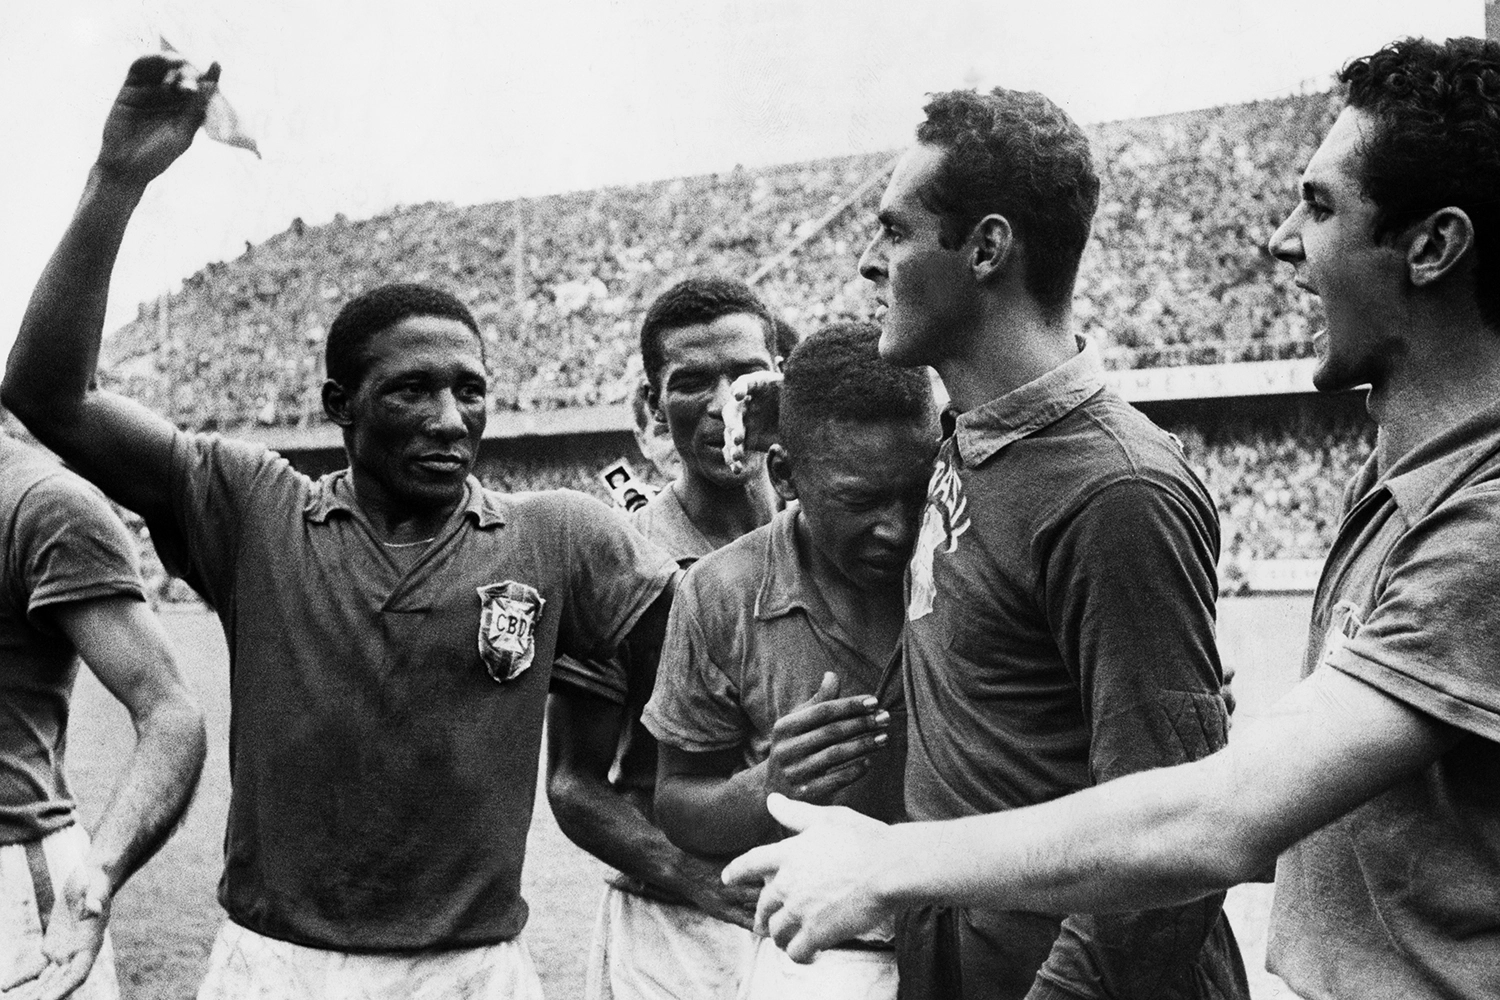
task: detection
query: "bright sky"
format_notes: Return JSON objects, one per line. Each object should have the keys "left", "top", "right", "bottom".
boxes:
{"left": 0, "top": 0, "right": 1481, "bottom": 352}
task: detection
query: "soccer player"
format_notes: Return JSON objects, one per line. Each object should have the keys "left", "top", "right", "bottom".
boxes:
{"left": 0, "top": 433, "right": 205, "bottom": 1000}
{"left": 736, "top": 87, "right": 1248, "bottom": 1000}
{"left": 644, "top": 321, "right": 935, "bottom": 999}
{"left": 4, "top": 56, "right": 676, "bottom": 999}
{"left": 727, "top": 36, "right": 1500, "bottom": 1000}
{"left": 547, "top": 277, "right": 781, "bottom": 1000}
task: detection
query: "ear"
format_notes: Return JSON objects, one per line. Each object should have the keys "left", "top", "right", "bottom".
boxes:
{"left": 767, "top": 444, "right": 798, "bottom": 504}
{"left": 1407, "top": 207, "right": 1475, "bottom": 289}
{"left": 323, "top": 379, "right": 353, "bottom": 426}
{"left": 969, "top": 214, "right": 1015, "bottom": 282}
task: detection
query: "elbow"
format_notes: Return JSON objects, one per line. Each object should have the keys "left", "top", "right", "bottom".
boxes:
{"left": 141, "top": 692, "right": 207, "bottom": 779}
{"left": 546, "top": 764, "right": 601, "bottom": 846}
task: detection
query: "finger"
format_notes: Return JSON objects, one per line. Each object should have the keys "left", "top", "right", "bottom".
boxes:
{"left": 33, "top": 957, "right": 90, "bottom": 1000}
{"left": 0, "top": 953, "right": 45, "bottom": 992}
{"left": 767, "top": 905, "right": 801, "bottom": 952}
{"left": 785, "top": 925, "right": 825, "bottom": 965}
{"left": 723, "top": 842, "right": 781, "bottom": 886}
{"left": 752, "top": 882, "right": 781, "bottom": 937}
{"left": 790, "top": 758, "right": 873, "bottom": 801}
{"left": 123, "top": 54, "right": 182, "bottom": 87}
{"left": 772, "top": 694, "right": 881, "bottom": 739}
{"left": 203, "top": 61, "right": 222, "bottom": 85}
{"left": 764, "top": 791, "right": 827, "bottom": 833}
{"left": 813, "top": 670, "right": 840, "bottom": 703}
{"left": 772, "top": 714, "right": 889, "bottom": 771}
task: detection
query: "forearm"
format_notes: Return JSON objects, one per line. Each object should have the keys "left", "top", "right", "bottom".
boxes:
{"left": 878, "top": 754, "right": 1262, "bottom": 916}
{"left": 85, "top": 692, "right": 206, "bottom": 895}
{"left": 550, "top": 771, "right": 721, "bottom": 897}
{"left": 658, "top": 762, "right": 779, "bottom": 858}
{"left": 4, "top": 168, "right": 146, "bottom": 424}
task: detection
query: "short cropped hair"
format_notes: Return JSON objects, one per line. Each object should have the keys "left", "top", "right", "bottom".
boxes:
{"left": 915, "top": 88, "right": 1099, "bottom": 319}
{"left": 772, "top": 315, "right": 802, "bottom": 361}
{"left": 326, "top": 283, "right": 482, "bottom": 390}
{"left": 1340, "top": 37, "right": 1500, "bottom": 329}
{"left": 779, "top": 321, "right": 935, "bottom": 455}
{"left": 639, "top": 276, "right": 776, "bottom": 392}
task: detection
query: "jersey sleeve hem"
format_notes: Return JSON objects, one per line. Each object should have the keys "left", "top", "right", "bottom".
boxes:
{"left": 1331, "top": 650, "right": 1500, "bottom": 743}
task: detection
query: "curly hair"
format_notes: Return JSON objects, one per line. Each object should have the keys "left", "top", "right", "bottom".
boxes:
{"left": 639, "top": 276, "right": 776, "bottom": 392}
{"left": 915, "top": 88, "right": 1099, "bottom": 319}
{"left": 1340, "top": 36, "right": 1500, "bottom": 328}
{"left": 779, "top": 321, "right": 935, "bottom": 454}
{"left": 326, "top": 283, "right": 482, "bottom": 390}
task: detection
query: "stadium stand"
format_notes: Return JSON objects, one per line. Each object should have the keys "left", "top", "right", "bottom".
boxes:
{"left": 92, "top": 87, "right": 1357, "bottom": 596}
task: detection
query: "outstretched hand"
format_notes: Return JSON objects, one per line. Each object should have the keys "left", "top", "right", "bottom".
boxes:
{"left": 765, "top": 672, "right": 889, "bottom": 805}
{"left": 723, "top": 793, "right": 897, "bottom": 963}
{"left": 720, "top": 371, "right": 783, "bottom": 474}
{"left": 0, "top": 864, "right": 112, "bottom": 1000}
{"left": 96, "top": 54, "right": 218, "bottom": 186}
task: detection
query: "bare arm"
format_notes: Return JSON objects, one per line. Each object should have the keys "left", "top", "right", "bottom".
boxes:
{"left": 727, "top": 665, "right": 1458, "bottom": 961}
{"left": 23, "top": 595, "right": 206, "bottom": 1000}
{"left": 545, "top": 688, "right": 758, "bottom": 928}
{"left": 2, "top": 55, "right": 216, "bottom": 522}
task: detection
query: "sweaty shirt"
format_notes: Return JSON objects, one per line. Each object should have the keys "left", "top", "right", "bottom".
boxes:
{"left": 1269, "top": 399, "right": 1500, "bottom": 1000}
{"left": 0, "top": 435, "right": 144, "bottom": 844}
{"left": 900, "top": 338, "right": 1246, "bottom": 1000}
{"left": 149, "top": 432, "right": 676, "bottom": 951}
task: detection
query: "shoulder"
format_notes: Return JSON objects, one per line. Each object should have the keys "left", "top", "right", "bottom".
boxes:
{"left": 1041, "top": 391, "right": 1212, "bottom": 512}
{"left": 674, "top": 517, "right": 778, "bottom": 629}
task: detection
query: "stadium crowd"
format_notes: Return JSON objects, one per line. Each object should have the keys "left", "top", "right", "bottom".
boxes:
{"left": 98, "top": 91, "right": 1342, "bottom": 427}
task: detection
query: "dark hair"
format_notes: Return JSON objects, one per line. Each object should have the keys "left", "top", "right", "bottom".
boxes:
{"left": 639, "top": 276, "right": 776, "bottom": 391}
{"left": 772, "top": 315, "right": 801, "bottom": 361}
{"left": 1340, "top": 37, "right": 1500, "bottom": 329}
{"left": 326, "top": 283, "right": 482, "bottom": 389}
{"left": 779, "top": 321, "right": 935, "bottom": 454}
{"left": 915, "top": 88, "right": 1099, "bottom": 318}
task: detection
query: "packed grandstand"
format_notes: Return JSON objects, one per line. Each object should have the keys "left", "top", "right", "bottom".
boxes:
{"left": 94, "top": 87, "right": 1367, "bottom": 596}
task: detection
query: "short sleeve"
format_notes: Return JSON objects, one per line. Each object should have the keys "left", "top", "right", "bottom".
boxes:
{"left": 640, "top": 570, "right": 747, "bottom": 753}
{"left": 555, "top": 492, "right": 677, "bottom": 661}
{"left": 1330, "top": 487, "right": 1500, "bottom": 742}
{"left": 17, "top": 474, "right": 145, "bottom": 632}
{"left": 1045, "top": 477, "right": 1230, "bottom": 783}
{"left": 152, "top": 432, "right": 290, "bottom": 608}
{"left": 551, "top": 652, "right": 629, "bottom": 704}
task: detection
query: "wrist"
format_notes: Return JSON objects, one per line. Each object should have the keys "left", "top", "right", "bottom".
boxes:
{"left": 85, "top": 163, "right": 150, "bottom": 203}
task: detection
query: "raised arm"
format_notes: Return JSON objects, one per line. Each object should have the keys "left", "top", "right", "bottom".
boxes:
{"left": 2, "top": 55, "right": 216, "bottom": 522}
{"left": 25, "top": 594, "right": 206, "bottom": 1000}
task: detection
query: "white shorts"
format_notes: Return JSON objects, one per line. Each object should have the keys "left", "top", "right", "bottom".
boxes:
{"left": 736, "top": 934, "right": 897, "bottom": 1000}
{"left": 585, "top": 885, "right": 757, "bottom": 1000}
{"left": 196, "top": 920, "right": 545, "bottom": 1000}
{"left": 0, "top": 824, "right": 120, "bottom": 1000}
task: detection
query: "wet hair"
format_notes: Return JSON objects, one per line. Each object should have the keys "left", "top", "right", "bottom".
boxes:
{"left": 915, "top": 88, "right": 1099, "bottom": 319}
{"left": 326, "top": 283, "right": 482, "bottom": 390}
{"left": 779, "top": 321, "right": 935, "bottom": 455}
{"left": 639, "top": 276, "right": 776, "bottom": 392}
{"left": 1340, "top": 36, "right": 1500, "bottom": 329}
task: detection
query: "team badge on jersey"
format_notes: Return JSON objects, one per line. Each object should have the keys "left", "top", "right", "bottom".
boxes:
{"left": 476, "top": 581, "right": 545, "bottom": 683}
{"left": 908, "top": 450, "right": 971, "bottom": 621}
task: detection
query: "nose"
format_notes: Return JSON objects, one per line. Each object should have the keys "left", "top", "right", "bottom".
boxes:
{"left": 858, "top": 232, "right": 885, "bottom": 284}
{"left": 871, "top": 499, "right": 919, "bottom": 552}
{"left": 427, "top": 389, "right": 469, "bottom": 441}
{"left": 1268, "top": 205, "right": 1304, "bottom": 264}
